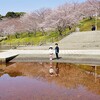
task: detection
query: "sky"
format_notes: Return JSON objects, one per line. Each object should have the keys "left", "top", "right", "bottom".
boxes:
{"left": 0, "top": 0, "right": 86, "bottom": 15}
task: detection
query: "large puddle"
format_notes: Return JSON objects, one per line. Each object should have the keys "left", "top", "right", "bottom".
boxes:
{"left": 0, "top": 62, "right": 100, "bottom": 100}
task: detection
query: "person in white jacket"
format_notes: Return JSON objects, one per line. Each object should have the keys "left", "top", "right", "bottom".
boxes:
{"left": 49, "top": 46, "right": 53, "bottom": 60}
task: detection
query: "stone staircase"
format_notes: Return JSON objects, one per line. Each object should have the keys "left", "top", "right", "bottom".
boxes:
{"left": 58, "top": 31, "right": 100, "bottom": 49}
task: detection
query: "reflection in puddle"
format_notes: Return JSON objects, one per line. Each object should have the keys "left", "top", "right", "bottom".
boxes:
{"left": 0, "top": 62, "right": 100, "bottom": 100}
{"left": 49, "top": 62, "right": 59, "bottom": 76}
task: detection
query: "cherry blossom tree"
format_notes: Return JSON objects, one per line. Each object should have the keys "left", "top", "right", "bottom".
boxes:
{"left": 40, "top": 3, "right": 83, "bottom": 35}
{"left": 35, "top": 8, "right": 52, "bottom": 35}
{"left": 20, "top": 13, "right": 38, "bottom": 36}
{"left": 0, "top": 0, "right": 99, "bottom": 38}
{"left": 20, "top": 8, "right": 52, "bottom": 36}
{"left": 87, "top": 0, "right": 100, "bottom": 16}
{"left": 80, "top": 0, "right": 100, "bottom": 19}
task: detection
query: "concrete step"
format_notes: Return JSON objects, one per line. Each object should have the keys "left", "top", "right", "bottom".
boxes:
{"left": 0, "top": 51, "right": 18, "bottom": 63}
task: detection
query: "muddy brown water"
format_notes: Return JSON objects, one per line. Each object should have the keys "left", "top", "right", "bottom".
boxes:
{"left": 0, "top": 62, "right": 100, "bottom": 100}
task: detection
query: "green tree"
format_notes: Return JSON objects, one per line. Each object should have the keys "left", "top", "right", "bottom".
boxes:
{"left": 0, "top": 14, "right": 2, "bottom": 20}
{"left": 6, "top": 12, "right": 16, "bottom": 18}
{"left": 5, "top": 12, "right": 25, "bottom": 18}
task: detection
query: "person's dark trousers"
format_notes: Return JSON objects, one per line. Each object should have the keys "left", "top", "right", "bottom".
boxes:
{"left": 56, "top": 53, "right": 59, "bottom": 59}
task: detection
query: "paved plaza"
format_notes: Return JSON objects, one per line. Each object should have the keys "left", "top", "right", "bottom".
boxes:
{"left": 0, "top": 31, "right": 100, "bottom": 65}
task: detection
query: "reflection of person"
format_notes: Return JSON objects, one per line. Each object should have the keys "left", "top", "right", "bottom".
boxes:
{"left": 55, "top": 63, "right": 59, "bottom": 76}
{"left": 55, "top": 43, "right": 59, "bottom": 59}
{"left": 49, "top": 67, "right": 54, "bottom": 76}
{"left": 49, "top": 62, "right": 59, "bottom": 76}
{"left": 49, "top": 46, "right": 53, "bottom": 60}
{"left": 49, "top": 62, "right": 54, "bottom": 76}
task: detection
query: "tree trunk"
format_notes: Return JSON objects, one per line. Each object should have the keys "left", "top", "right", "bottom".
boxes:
{"left": 41, "top": 27, "right": 45, "bottom": 36}
{"left": 58, "top": 26, "right": 62, "bottom": 36}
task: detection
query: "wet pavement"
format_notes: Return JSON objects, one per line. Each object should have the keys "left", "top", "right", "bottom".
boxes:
{"left": 0, "top": 62, "right": 100, "bottom": 100}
